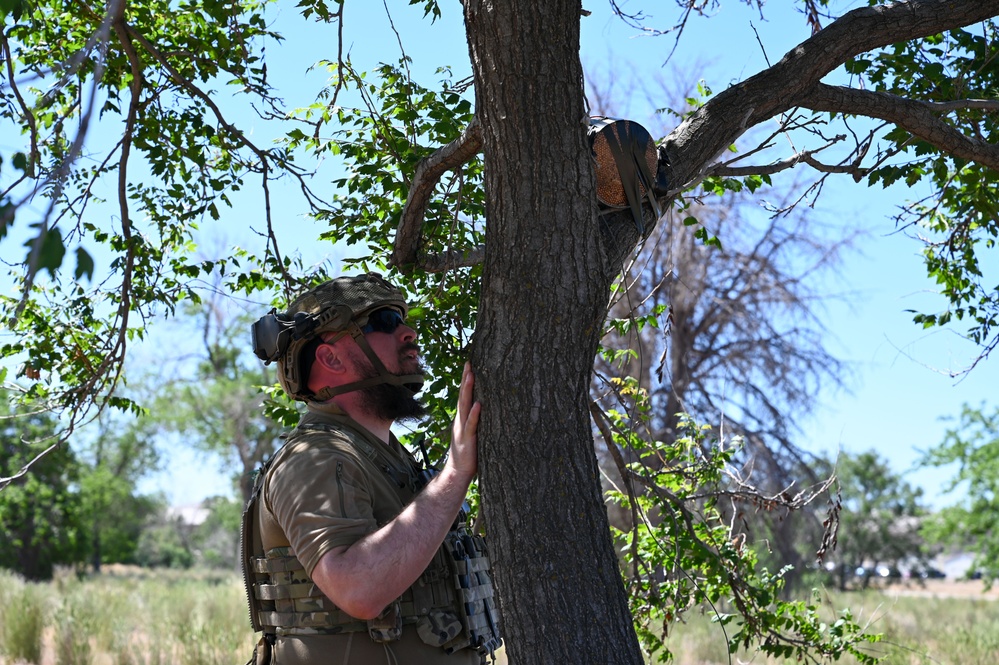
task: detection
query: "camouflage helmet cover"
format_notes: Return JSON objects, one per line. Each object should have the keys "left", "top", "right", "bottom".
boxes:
{"left": 276, "top": 272, "right": 410, "bottom": 401}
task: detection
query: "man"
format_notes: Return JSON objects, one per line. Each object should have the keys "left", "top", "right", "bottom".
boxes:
{"left": 243, "top": 272, "right": 501, "bottom": 664}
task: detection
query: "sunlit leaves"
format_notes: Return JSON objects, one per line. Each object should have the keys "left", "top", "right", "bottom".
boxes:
{"left": 0, "top": 0, "right": 287, "bottom": 422}
{"left": 854, "top": 24, "right": 999, "bottom": 357}
{"left": 283, "top": 58, "right": 483, "bottom": 457}
{"left": 606, "top": 412, "right": 880, "bottom": 664}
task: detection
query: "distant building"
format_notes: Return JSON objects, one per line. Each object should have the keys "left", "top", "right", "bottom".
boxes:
{"left": 166, "top": 503, "right": 209, "bottom": 527}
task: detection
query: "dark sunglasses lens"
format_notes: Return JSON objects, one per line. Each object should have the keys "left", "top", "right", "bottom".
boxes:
{"left": 363, "top": 309, "right": 404, "bottom": 334}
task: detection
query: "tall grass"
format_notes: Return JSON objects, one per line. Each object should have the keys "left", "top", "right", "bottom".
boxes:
{"left": 0, "top": 570, "right": 52, "bottom": 663}
{"left": 666, "top": 587, "right": 999, "bottom": 665}
{"left": 0, "top": 567, "right": 256, "bottom": 665}
{"left": 1, "top": 569, "right": 996, "bottom": 664}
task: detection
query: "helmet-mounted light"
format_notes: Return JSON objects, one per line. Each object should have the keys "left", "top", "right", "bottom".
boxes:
{"left": 250, "top": 305, "right": 353, "bottom": 365}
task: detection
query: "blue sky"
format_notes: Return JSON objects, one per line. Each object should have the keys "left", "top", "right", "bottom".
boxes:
{"left": 5, "top": 1, "right": 988, "bottom": 507}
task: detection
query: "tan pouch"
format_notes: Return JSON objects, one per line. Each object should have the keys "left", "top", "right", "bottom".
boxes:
{"left": 367, "top": 601, "right": 402, "bottom": 643}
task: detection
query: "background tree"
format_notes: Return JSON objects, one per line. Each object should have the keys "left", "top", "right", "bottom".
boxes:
{"left": 594, "top": 191, "right": 850, "bottom": 584}
{"left": 76, "top": 413, "right": 161, "bottom": 571}
{"left": 920, "top": 403, "right": 999, "bottom": 585}
{"left": 0, "top": 392, "right": 85, "bottom": 580}
{"left": 1, "top": 1, "right": 998, "bottom": 663}
{"left": 189, "top": 495, "right": 243, "bottom": 569}
{"left": 147, "top": 298, "right": 287, "bottom": 504}
{"left": 830, "top": 450, "right": 928, "bottom": 590}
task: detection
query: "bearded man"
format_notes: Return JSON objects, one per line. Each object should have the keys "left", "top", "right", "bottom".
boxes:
{"left": 243, "top": 273, "right": 501, "bottom": 665}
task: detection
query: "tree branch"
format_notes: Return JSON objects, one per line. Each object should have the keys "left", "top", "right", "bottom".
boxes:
{"left": 707, "top": 135, "right": 864, "bottom": 178}
{"left": 664, "top": 0, "right": 999, "bottom": 189}
{"left": 798, "top": 83, "right": 999, "bottom": 171}
{"left": 418, "top": 245, "right": 485, "bottom": 273}
{"left": 390, "top": 116, "right": 482, "bottom": 270}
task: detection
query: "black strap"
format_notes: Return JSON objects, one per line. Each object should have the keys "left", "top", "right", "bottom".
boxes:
{"left": 311, "top": 321, "right": 423, "bottom": 401}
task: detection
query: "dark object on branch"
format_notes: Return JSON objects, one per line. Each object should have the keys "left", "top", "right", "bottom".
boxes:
{"left": 588, "top": 117, "right": 669, "bottom": 237}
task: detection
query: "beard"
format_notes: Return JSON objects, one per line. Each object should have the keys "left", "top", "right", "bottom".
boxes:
{"left": 351, "top": 346, "right": 428, "bottom": 423}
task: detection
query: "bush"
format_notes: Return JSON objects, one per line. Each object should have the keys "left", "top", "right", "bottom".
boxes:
{"left": 136, "top": 522, "right": 194, "bottom": 569}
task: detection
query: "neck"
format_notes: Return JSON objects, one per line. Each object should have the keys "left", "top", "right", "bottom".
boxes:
{"left": 331, "top": 393, "right": 393, "bottom": 444}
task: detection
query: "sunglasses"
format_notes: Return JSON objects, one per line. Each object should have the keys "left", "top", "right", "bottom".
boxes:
{"left": 360, "top": 308, "right": 406, "bottom": 334}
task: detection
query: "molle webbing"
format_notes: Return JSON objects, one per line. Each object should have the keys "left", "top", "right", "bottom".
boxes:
{"left": 251, "top": 547, "right": 459, "bottom": 637}
{"left": 447, "top": 531, "right": 502, "bottom": 656}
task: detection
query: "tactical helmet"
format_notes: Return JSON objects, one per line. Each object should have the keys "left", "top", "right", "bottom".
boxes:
{"left": 588, "top": 116, "right": 668, "bottom": 237}
{"left": 251, "top": 273, "right": 424, "bottom": 402}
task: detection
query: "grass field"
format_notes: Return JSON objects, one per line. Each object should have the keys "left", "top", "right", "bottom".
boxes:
{"left": 0, "top": 567, "right": 996, "bottom": 664}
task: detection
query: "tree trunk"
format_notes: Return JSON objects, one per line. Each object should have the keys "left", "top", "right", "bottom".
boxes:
{"left": 92, "top": 525, "right": 102, "bottom": 573}
{"left": 464, "top": 1, "right": 643, "bottom": 662}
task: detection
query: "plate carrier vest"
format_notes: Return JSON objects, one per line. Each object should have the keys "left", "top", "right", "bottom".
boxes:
{"left": 240, "top": 422, "right": 502, "bottom": 664}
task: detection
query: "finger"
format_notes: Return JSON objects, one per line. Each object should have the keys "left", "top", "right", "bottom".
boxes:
{"left": 464, "top": 401, "right": 481, "bottom": 440}
{"left": 457, "top": 362, "right": 474, "bottom": 422}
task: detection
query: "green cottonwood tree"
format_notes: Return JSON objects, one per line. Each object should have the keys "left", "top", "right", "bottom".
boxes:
{"left": 921, "top": 404, "right": 999, "bottom": 585}
{"left": 146, "top": 298, "right": 287, "bottom": 504}
{"left": 1, "top": 1, "right": 999, "bottom": 663}
{"left": 0, "top": 393, "right": 85, "bottom": 580}
{"left": 76, "top": 415, "right": 161, "bottom": 570}
{"left": 830, "top": 450, "right": 928, "bottom": 590}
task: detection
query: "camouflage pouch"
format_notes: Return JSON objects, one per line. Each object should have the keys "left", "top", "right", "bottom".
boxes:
{"left": 416, "top": 609, "right": 463, "bottom": 647}
{"left": 367, "top": 601, "right": 402, "bottom": 643}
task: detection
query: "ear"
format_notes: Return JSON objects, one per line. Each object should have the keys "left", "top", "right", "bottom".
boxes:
{"left": 314, "top": 343, "right": 347, "bottom": 375}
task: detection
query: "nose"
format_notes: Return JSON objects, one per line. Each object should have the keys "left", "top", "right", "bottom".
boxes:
{"left": 398, "top": 323, "right": 417, "bottom": 343}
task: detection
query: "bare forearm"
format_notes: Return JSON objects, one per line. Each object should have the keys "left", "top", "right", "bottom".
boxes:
{"left": 312, "top": 463, "right": 473, "bottom": 619}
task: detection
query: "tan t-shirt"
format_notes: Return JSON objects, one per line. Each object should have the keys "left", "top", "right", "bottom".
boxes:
{"left": 257, "top": 403, "right": 479, "bottom": 665}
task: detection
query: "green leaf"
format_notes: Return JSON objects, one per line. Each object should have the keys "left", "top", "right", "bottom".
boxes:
{"left": 0, "top": 0, "right": 27, "bottom": 22}
{"left": 74, "top": 247, "right": 95, "bottom": 281}
{"left": 0, "top": 201, "right": 13, "bottom": 239}
{"left": 25, "top": 226, "right": 66, "bottom": 278}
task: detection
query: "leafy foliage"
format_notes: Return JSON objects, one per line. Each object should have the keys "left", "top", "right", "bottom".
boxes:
{"left": 75, "top": 417, "right": 162, "bottom": 568}
{"left": 847, "top": 25, "right": 999, "bottom": 365}
{"left": 603, "top": 408, "right": 880, "bottom": 664}
{"left": 0, "top": 393, "right": 85, "bottom": 580}
{"left": 0, "top": 0, "right": 291, "bottom": 433}
{"left": 279, "top": 58, "right": 485, "bottom": 460}
{"left": 920, "top": 403, "right": 999, "bottom": 586}
{"left": 146, "top": 301, "right": 286, "bottom": 502}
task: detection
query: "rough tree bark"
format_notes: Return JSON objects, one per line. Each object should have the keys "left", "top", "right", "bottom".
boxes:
{"left": 389, "top": 1, "right": 999, "bottom": 662}
{"left": 462, "top": 0, "right": 645, "bottom": 662}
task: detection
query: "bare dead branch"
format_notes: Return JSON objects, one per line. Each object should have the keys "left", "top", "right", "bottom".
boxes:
{"left": 708, "top": 135, "right": 859, "bottom": 178}
{"left": 391, "top": 116, "right": 483, "bottom": 269}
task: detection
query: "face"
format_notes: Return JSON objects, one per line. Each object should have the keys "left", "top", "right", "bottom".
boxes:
{"left": 357, "top": 307, "right": 423, "bottom": 377}
{"left": 340, "top": 308, "right": 427, "bottom": 422}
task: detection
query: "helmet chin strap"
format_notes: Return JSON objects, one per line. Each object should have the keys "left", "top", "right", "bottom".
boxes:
{"left": 310, "top": 322, "right": 424, "bottom": 403}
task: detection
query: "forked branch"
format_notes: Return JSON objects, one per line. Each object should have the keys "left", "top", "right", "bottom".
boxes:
{"left": 798, "top": 84, "right": 999, "bottom": 171}
{"left": 391, "top": 116, "right": 482, "bottom": 270}
{"left": 664, "top": 0, "right": 999, "bottom": 189}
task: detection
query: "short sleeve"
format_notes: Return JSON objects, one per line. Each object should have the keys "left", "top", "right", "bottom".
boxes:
{"left": 265, "top": 440, "right": 377, "bottom": 576}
